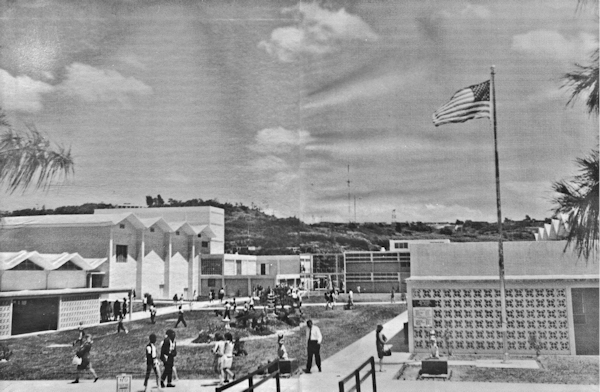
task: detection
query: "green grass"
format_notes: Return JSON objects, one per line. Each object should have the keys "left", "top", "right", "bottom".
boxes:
{"left": 0, "top": 304, "right": 404, "bottom": 380}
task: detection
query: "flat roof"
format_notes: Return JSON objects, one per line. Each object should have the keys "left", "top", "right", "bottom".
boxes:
{"left": 0, "top": 287, "right": 134, "bottom": 299}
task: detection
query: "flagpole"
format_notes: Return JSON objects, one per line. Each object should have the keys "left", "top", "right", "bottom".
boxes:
{"left": 490, "top": 65, "right": 509, "bottom": 362}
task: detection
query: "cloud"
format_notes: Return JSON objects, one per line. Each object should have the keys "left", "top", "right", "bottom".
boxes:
{"left": 440, "top": 3, "right": 491, "bottom": 19}
{"left": 60, "top": 63, "right": 152, "bottom": 105}
{"left": 250, "top": 127, "right": 314, "bottom": 154}
{"left": 258, "top": 2, "right": 378, "bottom": 62}
{"left": 0, "top": 68, "right": 54, "bottom": 112}
{"left": 512, "top": 30, "right": 596, "bottom": 61}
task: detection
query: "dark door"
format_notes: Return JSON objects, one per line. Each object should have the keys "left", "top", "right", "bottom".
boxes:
{"left": 12, "top": 297, "right": 59, "bottom": 335}
{"left": 572, "top": 288, "right": 599, "bottom": 355}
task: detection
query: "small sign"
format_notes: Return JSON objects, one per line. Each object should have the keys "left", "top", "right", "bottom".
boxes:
{"left": 413, "top": 307, "right": 434, "bottom": 327}
{"left": 116, "top": 373, "right": 131, "bottom": 392}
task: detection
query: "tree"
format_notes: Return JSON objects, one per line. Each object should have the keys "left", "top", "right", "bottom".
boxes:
{"left": 145, "top": 195, "right": 154, "bottom": 207}
{"left": 552, "top": 152, "right": 599, "bottom": 262}
{"left": 0, "top": 116, "right": 73, "bottom": 194}
{"left": 552, "top": 0, "right": 599, "bottom": 262}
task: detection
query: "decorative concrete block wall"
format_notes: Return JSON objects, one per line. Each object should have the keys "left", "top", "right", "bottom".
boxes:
{"left": 59, "top": 295, "right": 100, "bottom": 329}
{"left": 0, "top": 301, "right": 11, "bottom": 337}
{"left": 411, "top": 286, "right": 570, "bottom": 354}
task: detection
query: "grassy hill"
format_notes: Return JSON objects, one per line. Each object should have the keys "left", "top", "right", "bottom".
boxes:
{"left": 5, "top": 197, "right": 546, "bottom": 255}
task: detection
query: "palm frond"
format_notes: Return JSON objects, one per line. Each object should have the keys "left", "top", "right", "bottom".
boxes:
{"left": 0, "top": 125, "right": 74, "bottom": 194}
{"left": 552, "top": 150, "right": 599, "bottom": 262}
{"left": 563, "top": 49, "right": 599, "bottom": 116}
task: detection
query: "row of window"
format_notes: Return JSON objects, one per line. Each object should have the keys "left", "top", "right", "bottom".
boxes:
{"left": 345, "top": 253, "right": 411, "bottom": 262}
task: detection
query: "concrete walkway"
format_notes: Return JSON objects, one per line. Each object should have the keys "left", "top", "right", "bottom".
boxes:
{"left": 1, "top": 307, "right": 598, "bottom": 392}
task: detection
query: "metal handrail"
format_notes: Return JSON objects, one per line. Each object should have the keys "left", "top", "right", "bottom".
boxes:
{"left": 216, "top": 359, "right": 281, "bottom": 392}
{"left": 338, "top": 356, "right": 377, "bottom": 392}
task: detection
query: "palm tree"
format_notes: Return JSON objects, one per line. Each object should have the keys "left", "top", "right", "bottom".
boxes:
{"left": 552, "top": 0, "right": 599, "bottom": 262}
{"left": 0, "top": 111, "right": 74, "bottom": 194}
{"left": 563, "top": 48, "right": 599, "bottom": 116}
{"left": 552, "top": 152, "right": 599, "bottom": 262}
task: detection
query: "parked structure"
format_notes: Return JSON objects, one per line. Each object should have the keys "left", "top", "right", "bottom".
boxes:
{"left": 406, "top": 241, "right": 599, "bottom": 355}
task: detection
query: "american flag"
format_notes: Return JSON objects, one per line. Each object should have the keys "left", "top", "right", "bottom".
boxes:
{"left": 432, "top": 80, "right": 491, "bottom": 127}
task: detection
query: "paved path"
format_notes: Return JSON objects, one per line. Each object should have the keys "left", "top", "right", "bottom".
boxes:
{"left": 1, "top": 307, "right": 598, "bottom": 392}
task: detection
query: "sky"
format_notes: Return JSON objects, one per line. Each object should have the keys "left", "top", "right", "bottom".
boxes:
{"left": 0, "top": 0, "right": 597, "bottom": 224}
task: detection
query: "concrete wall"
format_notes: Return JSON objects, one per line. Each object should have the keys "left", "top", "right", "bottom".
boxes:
{"left": 0, "top": 225, "right": 110, "bottom": 258}
{"left": 169, "top": 253, "right": 189, "bottom": 299}
{"left": 411, "top": 241, "right": 598, "bottom": 277}
{"left": 141, "top": 250, "right": 164, "bottom": 298}
{"left": 47, "top": 271, "right": 86, "bottom": 289}
{"left": 1, "top": 271, "right": 46, "bottom": 291}
{"left": 257, "top": 255, "right": 300, "bottom": 275}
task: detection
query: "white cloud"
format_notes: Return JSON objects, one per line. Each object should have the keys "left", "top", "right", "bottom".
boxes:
{"left": 258, "top": 2, "right": 378, "bottom": 62}
{"left": 60, "top": 63, "right": 152, "bottom": 105}
{"left": 0, "top": 68, "right": 54, "bottom": 112}
{"left": 460, "top": 4, "right": 491, "bottom": 19}
{"left": 251, "top": 127, "right": 314, "bottom": 154}
{"left": 512, "top": 30, "right": 596, "bottom": 61}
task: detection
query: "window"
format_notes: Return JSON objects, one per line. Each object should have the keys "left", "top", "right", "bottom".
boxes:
{"left": 116, "top": 245, "right": 128, "bottom": 262}
{"left": 394, "top": 242, "right": 408, "bottom": 249}
{"left": 119, "top": 224, "right": 125, "bottom": 229}
{"left": 201, "top": 257, "right": 223, "bottom": 275}
{"left": 236, "top": 260, "right": 242, "bottom": 275}
{"left": 150, "top": 227, "right": 155, "bottom": 233}
{"left": 10, "top": 260, "right": 43, "bottom": 270}
{"left": 176, "top": 231, "right": 180, "bottom": 235}
{"left": 197, "top": 234, "right": 202, "bottom": 238}
{"left": 56, "top": 261, "right": 82, "bottom": 270}
{"left": 207, "top": 278, "right": 216, "bottom": 287}
{"left": 260, "top": 264, "right": 268, "bottom": 275}
{"left": 201, "top": 241, "right": 209, "bottom": 248}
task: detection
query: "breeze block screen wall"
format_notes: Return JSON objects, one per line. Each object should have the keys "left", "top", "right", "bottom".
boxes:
{"left": 410, "top": 283, "right": 571, "bottom": 355}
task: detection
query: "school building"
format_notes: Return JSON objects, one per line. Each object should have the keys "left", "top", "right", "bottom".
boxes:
{"left": 406, "top": 241, "right": 599, "bottom": 355}
{"left": 199, "top": 254, "right": 302, "bottom": 297}
{"left": 0, "top": 206, "right": 223, "bottom": 300}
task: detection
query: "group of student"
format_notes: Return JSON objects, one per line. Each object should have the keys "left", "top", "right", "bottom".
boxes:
{"left": 143, "top": 329, "right": 179, "bottom": 391}
{"left": 100, "top": 297, "right": 129, "bottom": 323}
{"left": 211, "top": 332, "right": 236, "bottom": 385}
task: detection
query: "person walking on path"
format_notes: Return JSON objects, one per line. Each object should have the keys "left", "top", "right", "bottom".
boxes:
{"left": 150, "top": 305, "right": 157, "bottom": 324}
{"left": 248, "top": 295, "right": 255, "bottom": 311}
{"left": 113, "top": 299, "right": 121, "bottom": 321}
{"left": 218, "top": 287, "right": 225, "bottom": 303}
{"left": 304, "top": 320, "right": 322, "bottom": 373}
{"left": 160, "top": 329, "right": 177, "bottom": 388}
{"left": 73, "top": 322, "right": 85, "bottom": 347}
{"left": 143, "top": 294, "right": 148, "bottom": 312}
{"left": 143, "top": 333, "right": 161, "bottom": 392}
{"left": 71, "top": 334, "right": 98, "bottom": 384}
{"left": 174, "top": 305, "right": 187, "bottom": 328}
{"left": 376, "top": 324, "right": 390, "bottom": 372}
{"left": 122, "top": 297, "right": 128, "bottom": 318}
{"left": 117, "top": 313, "right": 128, "bottom": 334}
{"left": 209, "top": 289, "right": 215, "bottom": 303}
{"left": 212, "top": 333, "right": 225, "bottom": 384}
{"left": 221, "top": 332, "right": 236, "bottom": 383}
{"left": 390, "top": 288, "right": 395, "bottom": 303}
{"left": 224, "top": 301, "right": 231, "bottom": 320}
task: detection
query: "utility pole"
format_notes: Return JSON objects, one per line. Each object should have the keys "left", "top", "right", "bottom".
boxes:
{"left": 347, "top": 164, "right": 351, "bottom": 223}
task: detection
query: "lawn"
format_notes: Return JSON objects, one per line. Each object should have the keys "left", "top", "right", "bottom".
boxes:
{"left": 0, "top": 303, "right": 404, "bottom": 380}
{"left": 398, "top": 353, "right": 599, "bottom": 385}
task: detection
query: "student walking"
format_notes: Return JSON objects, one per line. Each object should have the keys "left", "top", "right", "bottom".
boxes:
{"left": 122, "top": 297, "right": 128, "bottom": 318}
{"left": 248, "top": 295, "right": 255, "bottom": 311}
{"left": 222, "top": 332, "right": 235, "bottom": 383}
{"left": 174, "top": 305, "right": 187, "bottom": 328}
{"left": 209, "top": 289, "right": 215, "bottom": 303}
{"left": 73, "top": 322, "right": 85, "bottom": 347}
{"left": 390, "top": 288, "right": 395, "bottom": 303}
{"left": 218, "top": 287, "right": 225, "bottom": 303}
{"left": 143, "top": 294, "right": 148, "bottom": 312}
{"left": 113, "top": 299, "right": 121, "bottom": 321}
{"left": 376, "top": 324, "right": 390, "bottom": 372}
{"left": 304, "top": 320, "right": 322, "bottom": 373}
{"left": 143, "top": 333, "right": 161, "bottom": 392}
{"left": 117, "top": 313, "right": 128, "bottom": 334}
{"left": 212, "top": 333, "right": 225, "bottom": 384}
{"left": 71, "top": 334, "right": 98, "bottom": 383}
{"left": 160, "top": 329, "right": 177, "bottom": 388}
{"left": 150, "top": 305, "right": 157, "bottom": 324}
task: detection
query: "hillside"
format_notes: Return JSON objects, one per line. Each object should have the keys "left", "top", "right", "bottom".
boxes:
{"left": 5, "top": 197, "right": 546, "bottom": 255}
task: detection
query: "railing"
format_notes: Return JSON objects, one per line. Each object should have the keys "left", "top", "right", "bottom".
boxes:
{"left": 216, "top": 359, "right": 280, "bottom": 392}
{"left": 338, "top": 356, "right": 377, "bottom": 392}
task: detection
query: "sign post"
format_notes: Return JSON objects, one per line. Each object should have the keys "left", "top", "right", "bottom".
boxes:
{"left": 116, "top": 373, "right": 131, "bottom": 392}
